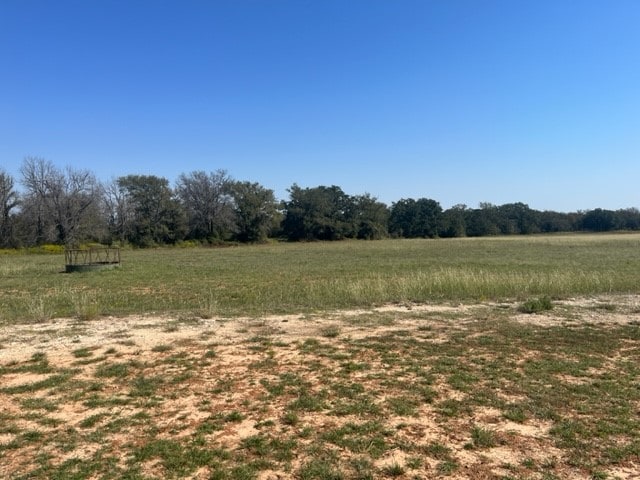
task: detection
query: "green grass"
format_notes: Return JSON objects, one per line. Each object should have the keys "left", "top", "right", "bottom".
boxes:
{"left": 1, "top": 234, "right": 640, "bottom": 322}
{"left": 1, "top": 372, "right": 75, "bottom": 394}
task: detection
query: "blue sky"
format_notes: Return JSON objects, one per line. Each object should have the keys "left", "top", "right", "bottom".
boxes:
{"left": 1, "top": 0, "right": 638, "bottom": 211}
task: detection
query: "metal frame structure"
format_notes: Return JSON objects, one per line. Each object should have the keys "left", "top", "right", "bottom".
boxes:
{"left": 64, "top": 247, "right": 121, "bottom": 272}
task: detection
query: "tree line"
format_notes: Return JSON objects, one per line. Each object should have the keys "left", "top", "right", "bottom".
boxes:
{"left": 1, "top": 157, "right": 639, "bottom": 248}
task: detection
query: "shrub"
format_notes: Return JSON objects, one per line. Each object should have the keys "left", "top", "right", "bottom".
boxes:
{"left": 519, "top": 296, "right": 553, "bottom": 314}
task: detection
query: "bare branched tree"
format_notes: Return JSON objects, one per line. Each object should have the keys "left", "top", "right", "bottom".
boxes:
{"left": 20, "top": 157, "right": 103, "bottom": 245}
{"left": 0, "top": 169, "right": 20, "bottom": 247}
{"left": 20, "top": 157, "right": 56, "bottom": 244}
{"left": 102, "top": 178, "right": 131, "bottom": 244}
{"left": 175, "top": 170, "right": 237, "bottom": 241}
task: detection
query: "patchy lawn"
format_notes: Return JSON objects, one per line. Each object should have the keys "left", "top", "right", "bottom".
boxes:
{"left": 1, "top": 296, "right": 640, "bottom": 479}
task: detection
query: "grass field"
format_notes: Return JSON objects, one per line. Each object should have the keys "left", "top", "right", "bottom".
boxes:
{"left": 1, "top": 233, "right": 640, "bottom": 322}
{"left": 1, "top": 234, "right": 640, "bottom": 479}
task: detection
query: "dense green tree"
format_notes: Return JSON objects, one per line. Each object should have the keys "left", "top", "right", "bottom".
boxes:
{"left": 389, "top": 198, "right": 442, "bottom": 238}
{"left": 581, "top": 208, "right": 618, "bottom": 232}
{"left": 538, "top": 210, "right": 574, "bottom": 233}
{"left": 496, "top": 203, "right": 540, "bottom": 234}
{"left": 117, "top": 175, "right": 186, "bottom": 246}
{"left": 465, "top": 204, "right": 500, "bottom": 237}
{"left": 230, "top": 181, "right": 280, "bottom": 243}
{"left": 348, "top": 194, "right": 389, "bottom": 240}
{"left": 440, "top": 204, "right": 467, "bottom": 238}
{"left": 616, "top": 208, "right": 640, "bottom": 230}
{"left": 282, "top": 185, "right": 353, "bottom": 241}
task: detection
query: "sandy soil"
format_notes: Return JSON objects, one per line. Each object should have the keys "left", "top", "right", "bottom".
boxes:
{"left": 2, "top": 295, "right": 639, "bottom": 365}
{"left": 1, "top": 295, "right": 640, "bottom": 479}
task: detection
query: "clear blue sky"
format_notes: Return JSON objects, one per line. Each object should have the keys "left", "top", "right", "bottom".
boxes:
{"left": 1, "top": 0, "right": 638, "bottom": 211}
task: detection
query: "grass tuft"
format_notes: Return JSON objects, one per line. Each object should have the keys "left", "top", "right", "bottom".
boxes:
{"left": 469, "top": 425, "right": 497, "bottom": 449}
{"left": 519, "top": 296, "right": 553, "bottom": 314}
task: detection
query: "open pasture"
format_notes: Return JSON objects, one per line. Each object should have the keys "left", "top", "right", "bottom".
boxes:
{"left": 1, "top": 234, "right": 640, "bottom": 479}
{"left": 1, "top": 233, "right": 640, "bottom": 322}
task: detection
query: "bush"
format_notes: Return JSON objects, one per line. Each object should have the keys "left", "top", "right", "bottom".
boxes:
{"left": 519, "top": 296, "right": 553, "bottom": 314}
